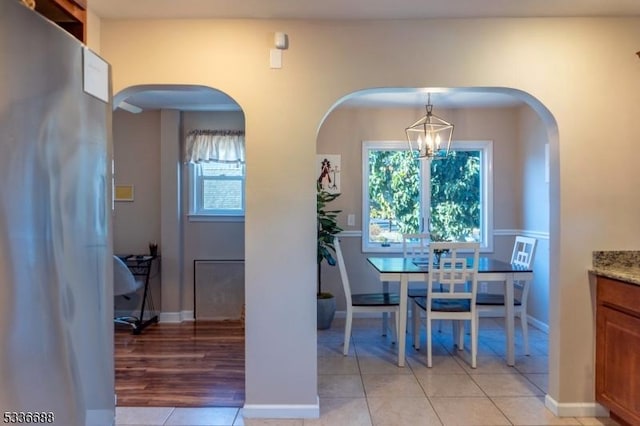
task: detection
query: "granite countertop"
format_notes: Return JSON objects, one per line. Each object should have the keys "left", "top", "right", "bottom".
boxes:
{"left": 591, "top": 251, "right": 640, "bottom": 286}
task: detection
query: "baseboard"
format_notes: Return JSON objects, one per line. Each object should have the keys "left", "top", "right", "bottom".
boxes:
{"left": 158, "top": 311, "right": 196, "bottom": 323}
{"left": 526, "top": 314, "right": 549, "bottom": 333}
{"left": 544, "top": 394, "right": 609, "bottom": 418}
{"left": 242, "top": 397, "right": 319, "bottom": 419}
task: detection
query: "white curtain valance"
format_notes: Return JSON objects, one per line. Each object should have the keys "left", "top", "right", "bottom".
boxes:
{"left": 185, "top": 130, "right": 245, "bottom": 163}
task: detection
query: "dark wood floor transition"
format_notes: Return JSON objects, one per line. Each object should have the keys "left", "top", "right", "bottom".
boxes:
{"left": 114, "top": 320, "right": 245, "bottom": 407}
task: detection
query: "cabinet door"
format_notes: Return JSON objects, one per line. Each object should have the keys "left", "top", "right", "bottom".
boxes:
{"left": 596, "top": 305, "right": 640, "bottom": 425}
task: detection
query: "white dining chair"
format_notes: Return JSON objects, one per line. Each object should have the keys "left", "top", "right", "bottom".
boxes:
{"left": 476, "top": 235, "right": 536, "bottom": 355}
{"left": 334, "top": 236, "right": 400, "bottom": 356}
{"left": 412, "top": 242, "right": 480, "bottom": 368}
{"left": 402, "top": 233, "right": 431, "bottom": 336}
{"left": 402, "top": 232, "right": 430, "bottom": 258}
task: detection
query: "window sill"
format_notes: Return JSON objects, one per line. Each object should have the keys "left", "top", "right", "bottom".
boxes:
{"left": 187, "top": 214, "right": 245, "bottom": 223}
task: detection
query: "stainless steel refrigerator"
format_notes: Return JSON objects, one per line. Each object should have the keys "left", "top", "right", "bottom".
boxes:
{"left": 0, "top": 1, "right": 115, "bottom": 425}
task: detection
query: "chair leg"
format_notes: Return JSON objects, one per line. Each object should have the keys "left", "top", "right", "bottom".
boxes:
{"left": 343, "top": 311, "right": 353, "bottom": 356}
{"left": 381, "top": 312, "right": 388, "bottom": 337}
{"left": 426, "top": 316, "right": 433, "bottom": 368}
{"left": 520, "top": 312, "right": 530, "bottom": 355}
{"left": 408, "top": 299, "right": 414, "bottom": 337}
{"left": 470, "top": 317, "right": 477, "bottom": 369}
{"left": 456, "top": 321, "right": 464, "bottom": 351}
{"left": 390, "top": 312, "right": 397, "bottom": 344}
{"left": 452, "top": 321, "right": 464, "bottom": 351}
{"left": 413, "top": 301, "right": 421, "bottom": 350}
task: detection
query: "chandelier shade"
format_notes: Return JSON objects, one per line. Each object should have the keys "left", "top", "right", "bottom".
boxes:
{"left": 405, "top": 95, "right": 454, "bottom": 159}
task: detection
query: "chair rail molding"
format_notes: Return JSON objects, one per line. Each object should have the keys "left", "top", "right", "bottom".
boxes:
{"left": 339, "top": 229, "right": 549, "bottom": 239}
{"left": 494, "top": 229, "right": 549, "bottom": 240}
{"left": 338, "top": 230, "right": 362, "bottom": 237}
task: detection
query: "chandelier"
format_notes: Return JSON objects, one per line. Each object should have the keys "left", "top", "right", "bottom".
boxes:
{"left": 405, "top": 94, "right": 454, "bottom": 159}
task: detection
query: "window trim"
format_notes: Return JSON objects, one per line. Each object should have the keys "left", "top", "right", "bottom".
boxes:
{"left": 361, "top": 140, "right": 493, "bottom": 253}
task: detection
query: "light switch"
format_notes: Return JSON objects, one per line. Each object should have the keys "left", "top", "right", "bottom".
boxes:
{"left": 347, "top": 214, "right": 355, "bottom": 226}
{"left": 269, "top": 48, "right": 282, "bottom": 69}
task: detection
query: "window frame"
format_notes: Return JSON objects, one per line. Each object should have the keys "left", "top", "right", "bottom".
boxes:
{"left": 187, "top": 161, "right": 246, "bottom": 222}
{"left": 361, "top": 140, "right": 493, "bottom": 253}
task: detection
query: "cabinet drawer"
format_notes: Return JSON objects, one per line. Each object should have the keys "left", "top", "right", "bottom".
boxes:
{"left": 597, "top": 277, "right": 640, "bottom": 316}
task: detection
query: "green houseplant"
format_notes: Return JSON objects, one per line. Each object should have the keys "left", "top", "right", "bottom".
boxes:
{"left": 317, "top": 183, "right": 342, "bottom": 329}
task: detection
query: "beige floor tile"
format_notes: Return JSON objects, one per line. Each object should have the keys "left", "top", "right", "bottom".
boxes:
{"left": 317, "top": 329, "right": 347, "bottom": 343}
{"left": 368, "top": 396, "right": 442, "bottom": 426}
{"left": 351, "top": 327, "right": 398, "bottom": 342}
{"left": 236, "top": 417, "right": 303, "bottom": 426}
{"left": 165, "top": 407, "right": 239, "bottom": 425}
{"left": 362, "top": 374, "right": 425, "bottom": 398}
{"left": 472, "top": 373, "right": 544, "bottom": 397}
{"left": 318, "top": 355, "right": 360, "bottom": 375}
{"left": 318, "top": 341, "right": 353, "bottom": 358}
{"left": 115, "top": 407, "right": 174, "bottom": 425}
{"left": 576, "top": 417, "right": 621, "bottom": 425}
{"left": 430, "top": 396, "right": 511, "bottom": 425}
{"left": 492, "top": 396, "right": 581, "bottom": 425}
{"left": 408, "top": 354, "right": 468, "bottom": 375}
{"left": 303, "top": 398, "right": 372, "bottom": 426}
{"left": 357, "top": 355, "right": 411, "bottom": 375}
{"left": 417, "top": 374, "right": 485, "bottom": 397}
{"left": 409, "top": 336, "right": 456, "bottom": 356}
{"left": 459, "top": 355, "right": 517, "bottom": 374}
{"left": 318, "top": 374, "right": 365, "bottom": 397}
{"left": 354, "top": 341, "right": 399, "bottom": 360}
{"left": 514, "top": 355, "right": 549, "bottom": 374}
{"left": 523, "top": 373, "right": 548, "bottom": 393}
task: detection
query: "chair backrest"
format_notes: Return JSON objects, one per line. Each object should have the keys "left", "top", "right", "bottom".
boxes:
{"left": 113, "top": 255, "right": 142, "bottom": 296}
{"left": 427, "top": 242, "right": 480, "bottom": 305}
{"left": 333, "top": 236, "right": 352, "bottom": 306}
{"left": 402, "top": 232, "right": 430, "bottom": 258}
{"left": 511, "top": 236, "right": 536, "bottom": 269}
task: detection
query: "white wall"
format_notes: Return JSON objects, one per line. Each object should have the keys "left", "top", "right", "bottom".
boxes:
{"left": 98, "top": 16, "right": 640, "bottom": 416}
{"left": 112, "top": 110, "right": 161, "bottom": 254}
{"left": 518, "top": 105, "right": 550, "bottom": 325}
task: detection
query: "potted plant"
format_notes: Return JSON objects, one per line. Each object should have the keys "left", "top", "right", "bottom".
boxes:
{"left": 317, "top": 183, "right": 342, "bottom": 330}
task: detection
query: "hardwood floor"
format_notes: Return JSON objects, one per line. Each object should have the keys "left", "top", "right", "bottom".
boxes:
{"left": 114, "top": 320, "right": 245, "bottom": 407}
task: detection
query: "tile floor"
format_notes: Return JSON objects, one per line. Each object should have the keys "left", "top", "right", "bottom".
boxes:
{"left": 116, "top": 317, "right": 619, "bottom": 426}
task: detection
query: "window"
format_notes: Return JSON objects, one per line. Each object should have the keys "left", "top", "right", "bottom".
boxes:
{"left": 362, "top": 140, "right": 493, "bottom": 252}
{"left": 185, "top": 129, "right": 245, "bottom": 220}
{"left": 189, "top": 161, "right": 245, "bottom": 218}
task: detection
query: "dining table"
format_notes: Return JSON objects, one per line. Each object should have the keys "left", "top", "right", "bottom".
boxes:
{"left": 366, "top": 256, "right": 533, "bottom": 367}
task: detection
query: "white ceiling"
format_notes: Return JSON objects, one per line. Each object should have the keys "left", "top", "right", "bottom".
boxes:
{"left": 120, "top": 87, "right": 525, "bottom": 113}
{"left": 106, "top": 0, "right": 640, "bottom": 113}
{"left": 91, "top": 0, "right": 640, "bottom": 20}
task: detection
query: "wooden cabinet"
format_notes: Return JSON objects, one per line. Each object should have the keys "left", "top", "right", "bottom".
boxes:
{"left": 596, "top": 276, "right": 640, "bottom": 426}
{"left": 35, "top": 0, "right": 87, "bottom": 43}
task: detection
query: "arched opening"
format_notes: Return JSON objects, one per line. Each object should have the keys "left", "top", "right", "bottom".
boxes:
{"left": 316, "top": 86, "right": 558, "bottom": 411}
{"left": 112, "top": 84, "right": 247, "bottom": 407}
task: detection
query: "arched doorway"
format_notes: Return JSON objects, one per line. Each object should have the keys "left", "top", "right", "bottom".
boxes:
{"left": 112, "top": 84, "right": 247, "bottom": 407}
{"left": 315, "top": 86, "right": 556, "bottom": 410}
